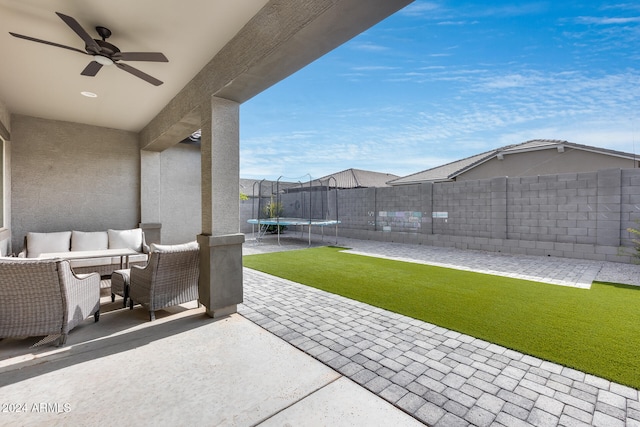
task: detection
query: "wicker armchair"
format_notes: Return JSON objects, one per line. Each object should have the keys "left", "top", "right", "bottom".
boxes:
{"left": 119, "top": 241, "right": 199, "bottom": 321}
{"left": 0, "top": 257, "right": 100, "bottom": 346}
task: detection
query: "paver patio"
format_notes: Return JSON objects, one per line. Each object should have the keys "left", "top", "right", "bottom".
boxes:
{"left": 241, "top": 236, "right": 640, "bottom": 426}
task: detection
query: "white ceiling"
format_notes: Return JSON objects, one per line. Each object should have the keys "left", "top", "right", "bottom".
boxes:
{"left": 0, "top": 0, "right": 268, "bottom": 132}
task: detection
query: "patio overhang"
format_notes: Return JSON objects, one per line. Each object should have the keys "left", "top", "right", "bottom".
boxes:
{"left": 0, "top": 0, "right": 414, "bottom": 316}
{"left": 139, "top": 0, "right": 414, "bottom": 152}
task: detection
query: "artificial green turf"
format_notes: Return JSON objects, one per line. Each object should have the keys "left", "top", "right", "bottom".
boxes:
{"left": 244, "top": 246, "right": 640, "bottom": 389}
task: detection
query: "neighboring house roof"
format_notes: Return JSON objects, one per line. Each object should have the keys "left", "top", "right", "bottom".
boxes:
{"left": 240, "top": 168, "right": 400, "bottom": 196}
{"left": 317, "top": 168, "right": 399, "bottom": 188}
{"left": 240, "top": 178, "right": 300, "bottom": 196}
{"left": 240, "top": 178, "right": 259, "bottom": 194}
{"left": 241, "top": 169, "right": 399, "bottom": 195}
{"left": 387, "top": 139, "right": 638, "bottom": 186}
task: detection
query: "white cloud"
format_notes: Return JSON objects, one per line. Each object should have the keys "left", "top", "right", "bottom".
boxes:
{"left": 352, "top": 65, "right": 399, "bottom": 71}
{"left": 601, "top": 4, "right": 640, "bottom": 12}
{"left": 242, "top": 66, "right": 640, "bottom": 180}
{"left": 577, "top": 16, "right": 640, "bottom": 24}
{"left": 437, "top": 21, "right": 469, "bottom": 26}
{"left": 399, "top": 2, "right": 441, "bottom": 17}
{"left": 478, "top": 73, "right": 543, "bottom": 89}
{"left": 240, "top": 4, "right": 640, "bottom": 181}
{"left": 348, "top": 41, "right": 389, "bottom": 52}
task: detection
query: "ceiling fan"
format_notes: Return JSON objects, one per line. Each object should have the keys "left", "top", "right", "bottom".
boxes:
{"left": 9, "top": 12, "right": 168, "bottom": 86}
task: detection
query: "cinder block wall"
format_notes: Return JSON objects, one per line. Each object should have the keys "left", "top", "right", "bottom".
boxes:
{"left": 622, "top": 168, "right": 640, "bottom": 245}
{"left": 432, "top": 179, "right": 493, "bottom": 238}
{"left": 240, "top": 168, "right": 640, "bottom": 263}
{"left": 507, "top": 172, "right": 598, "bottom": 244}
{"left": 240, "top": 197, "right": 271, "bottom": 233}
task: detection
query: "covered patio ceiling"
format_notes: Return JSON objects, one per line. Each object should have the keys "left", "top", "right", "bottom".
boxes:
{"left": 0, "top": 0, "right": 267, "bottom": 132}
{"left": 0, "top": 0, "right": 413, "bottom": 149}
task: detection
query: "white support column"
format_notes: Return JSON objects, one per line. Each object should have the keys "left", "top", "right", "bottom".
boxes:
{"left": 198, "top": 96, "right": 244, "bottom": 318}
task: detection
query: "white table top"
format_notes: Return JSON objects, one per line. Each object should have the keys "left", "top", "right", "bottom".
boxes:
{"left": 39, "top": 248, "right": 138, "bottom": 260}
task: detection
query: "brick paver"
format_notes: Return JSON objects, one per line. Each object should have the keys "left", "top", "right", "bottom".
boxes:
{"left": 240, "top": 237, "right": 640, "bottom": 426}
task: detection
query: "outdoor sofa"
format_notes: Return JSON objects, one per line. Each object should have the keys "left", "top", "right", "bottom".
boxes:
{"left": 0, "top": 257, "right": 101, "bottom": 346}
{"left": 19, "top": 228, "right": 149, "bottom": 284}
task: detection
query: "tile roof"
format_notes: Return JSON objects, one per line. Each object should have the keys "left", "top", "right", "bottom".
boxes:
{"left": 316, "top": 168, "right": 399, "bottom": 188}
{"left": 387, "top": 139, "right": 638, "bottom": 185}
{"left": 240, "top": 178, "right": 301, "bottom": 196}
{"left": 241, "top": 169, "right": 398, "bottom": 194}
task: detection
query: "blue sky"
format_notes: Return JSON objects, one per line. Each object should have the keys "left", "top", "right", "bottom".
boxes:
{"left": 239, "top": 1, "right": 640, "bottom": 181}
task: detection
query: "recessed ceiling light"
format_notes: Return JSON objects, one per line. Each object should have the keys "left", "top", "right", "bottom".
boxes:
{"left": 81, "top": 91, "right": 98, "bottom": 98}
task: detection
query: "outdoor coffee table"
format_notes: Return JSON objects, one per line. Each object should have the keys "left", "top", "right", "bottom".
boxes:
{"left": 39, "top": 248, "right": 138, "bottom": 269}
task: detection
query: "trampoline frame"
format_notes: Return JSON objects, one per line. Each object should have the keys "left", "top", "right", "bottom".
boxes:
{"left": 250, "top": 176, "right": 339, "bottom": 245}
{"left": 247, "top": 218, "right": 340, "bottom": 246}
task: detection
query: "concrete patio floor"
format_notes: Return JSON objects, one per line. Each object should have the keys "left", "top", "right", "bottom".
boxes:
{"left": 0, "top": 292, "right": 422, "bottom": 426}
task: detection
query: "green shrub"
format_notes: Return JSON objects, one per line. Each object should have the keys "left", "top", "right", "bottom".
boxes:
{"left": 627, "top": 221, "right": 640, "bottom": 260}
{"left": 262, "top": 198, "right": 287, "bottom": 233}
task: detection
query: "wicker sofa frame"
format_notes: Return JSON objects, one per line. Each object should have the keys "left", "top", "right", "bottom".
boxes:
{"left": 0, "top": 257, "right": 101, "bottom": 346}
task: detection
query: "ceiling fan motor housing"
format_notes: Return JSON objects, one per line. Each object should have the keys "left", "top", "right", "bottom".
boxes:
{"left": 91, "top": 39, "right": 120, "bottom": 57}
{"left": 95, "top": 26, "right": 112, "bottom": 40}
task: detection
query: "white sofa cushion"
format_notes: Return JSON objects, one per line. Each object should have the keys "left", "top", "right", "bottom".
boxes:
{"left": 27, "top": 231, "right": 72, "bottom": 258}
{"left": 71, "top": 231, "right": 108, "bottom": 251}
{"left": 108, "top": 228, "right": 143, "bottom": 252}
{"left": 150, "top": 241, "right": 199, "bottom": 253}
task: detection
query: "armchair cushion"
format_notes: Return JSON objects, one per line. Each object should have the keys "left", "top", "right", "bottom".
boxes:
{"left": 71, "top": 231, "right": 108, "bottom": 251}
{"left": 128, "top": 241, "right": 199, "bottom": 321}
{"left": 108, "top": 228, "right": 143, "bottom": 252}
{"left": 26, "top": 231, "right": 72, "bottom": 258}
{"left": 150, "top": 241, "right": 199, "bottom": 253}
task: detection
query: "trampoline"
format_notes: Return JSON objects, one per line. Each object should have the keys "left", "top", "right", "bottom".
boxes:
{"left": 248, "top": 175, "right": 340, "bottom": 246}
{"left": 248, "top": 218, "right": 340, "bottom": 246}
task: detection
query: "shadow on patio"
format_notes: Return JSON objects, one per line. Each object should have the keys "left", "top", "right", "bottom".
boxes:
{"left": 0, "top": 291, "right": 422, "bottom": 426}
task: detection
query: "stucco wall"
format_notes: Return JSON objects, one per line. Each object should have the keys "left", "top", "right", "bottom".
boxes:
{"left": 11, "top": 115, "right": 140, "bottom": 252}
{"left": 0, "top": 138, "right": 10, "bottom": 255}
{"left": 0, "top": 98, "right": 10, "bottom": 254}
{"left": 459, "top": 149, "right": 637, "bottom": 181}
{"left": 0, "top": 97, "right": 10, "bottom": 139}
{"left": 158, "top": 143, "right": 201, "bottom": 244}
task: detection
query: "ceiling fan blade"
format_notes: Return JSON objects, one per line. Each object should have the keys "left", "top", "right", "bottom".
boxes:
{"left": 9, "top": 32, "right": 88, "bottom": 55}
{"left": 81, "top": 61, "right": 103, "bottom": 76}
{"left": 116, "top": 62, "right": 163, "bottom": 86}
{"left": 115, "top": 52, "right": 168, "bottom": 62}
{"left": 55, "top": 12, "right": 100, "bottom": 53}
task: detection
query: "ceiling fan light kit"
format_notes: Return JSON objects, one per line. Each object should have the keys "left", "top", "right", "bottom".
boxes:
{"left": 9, "top": 11, "right": 168, "bottom": 86}
{"left": 93, "top": 55, "right": 113, "bottom": 66}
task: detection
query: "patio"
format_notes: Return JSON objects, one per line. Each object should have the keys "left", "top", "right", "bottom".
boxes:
{"left": 0, "top": 288, "right": 420, "bottom": 426}
{"left": 2, "top": 236, "right": 640, "bottom": 425}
